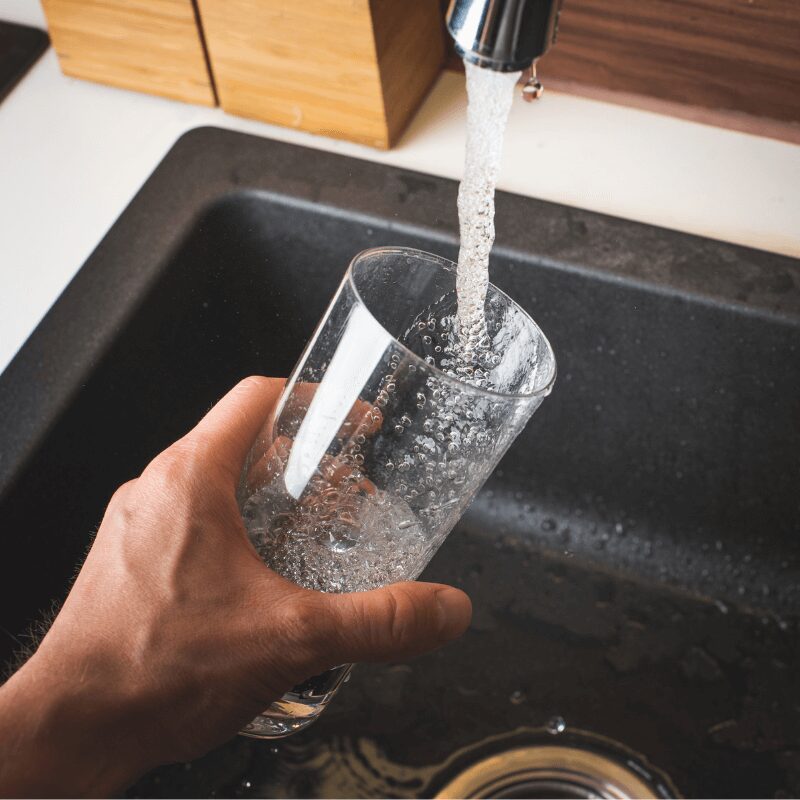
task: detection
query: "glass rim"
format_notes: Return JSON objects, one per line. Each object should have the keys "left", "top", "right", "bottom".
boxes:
{"left": 346, "top": 246, "right": 557, "bottom": 401}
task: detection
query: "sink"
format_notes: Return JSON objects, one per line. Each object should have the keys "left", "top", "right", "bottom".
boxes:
{"left": 0, "top": 20, "right": 48, "bottom": 104}
{"left": 1, "top": 127, "right": 798, "bottom": 798}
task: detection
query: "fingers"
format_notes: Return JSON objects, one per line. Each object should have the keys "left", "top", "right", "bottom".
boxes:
{"left": 241, "top": 385, "right": 382, "bottom": 495}
{"left": 180, "top": 376, "right": 285, "bottom": 485}
{"left": 243, "top": 440, "right": 377, "bottom": 498}
{"left": 171, "top": 377, "right": 380, "bottom": 495}
{"left": 242, "top": 435, "right": 293, "bottom": 492}
{"left": 340, "top": 399, "right": 383, "bottom": 438}
{"left": 278, "top": 582, "right": 472, "bottom": 674}
{"left": 289, "top": 383, "right": 383, "bottom": 438}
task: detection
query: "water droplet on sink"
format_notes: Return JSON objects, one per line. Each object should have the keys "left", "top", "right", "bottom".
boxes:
{"left": 714, "top": 599, "right": 729, "bottom": 614}
{"left": 509, "top": 689, "right": 526, "bottom": 705}
{"left": 546, "top": 716, "right": 566, "bottom": 735}
{"left": 542, "top": 518, "right": 556, "bottom": 531}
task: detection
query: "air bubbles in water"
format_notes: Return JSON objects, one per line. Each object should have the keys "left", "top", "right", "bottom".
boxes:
{"left": 453, "top": 62, "right": 520, "bottom": 386}
{"left": 243, "top": 482, "right": 429, "bottom": 593}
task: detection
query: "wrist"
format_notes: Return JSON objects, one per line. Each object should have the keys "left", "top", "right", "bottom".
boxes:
{"left": 0, "top": 652, "right": 152, "bottom": 797}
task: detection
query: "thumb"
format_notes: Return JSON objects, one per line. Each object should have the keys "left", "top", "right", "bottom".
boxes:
{"left": 297, "top": 582, "right": 472, "bottom": 669}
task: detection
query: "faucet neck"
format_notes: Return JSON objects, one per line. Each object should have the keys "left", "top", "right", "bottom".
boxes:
{"left": 446, "top": 0, "right": 562, "bottom": 73}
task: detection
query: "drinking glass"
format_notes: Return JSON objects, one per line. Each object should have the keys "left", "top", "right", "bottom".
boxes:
{"left": 237, "top": 246, "right": 556, "bottom": 738}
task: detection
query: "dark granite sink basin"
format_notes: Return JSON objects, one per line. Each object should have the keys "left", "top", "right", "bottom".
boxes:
{"left": 1, "top": 128, "right": 798, "bottom": 798}
{"left": 0, "top": 19, "right": 48, "bottom": 104}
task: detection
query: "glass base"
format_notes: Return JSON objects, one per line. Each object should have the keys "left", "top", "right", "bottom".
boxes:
{"left": 239, "top": 664, "right": 353, "bottom": 740}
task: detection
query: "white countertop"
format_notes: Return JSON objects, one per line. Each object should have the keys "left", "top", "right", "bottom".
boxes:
{"left": 2, "top": 1, "right": 799, "bottom": 375}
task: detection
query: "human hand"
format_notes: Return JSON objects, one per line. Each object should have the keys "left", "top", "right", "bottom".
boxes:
{"left": 0, "top": 377, "right": 471, "bottom": 798}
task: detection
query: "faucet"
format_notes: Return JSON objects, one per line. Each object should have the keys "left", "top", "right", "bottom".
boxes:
{"left": 445, "top": 0, "right": 562, "bottom": 96}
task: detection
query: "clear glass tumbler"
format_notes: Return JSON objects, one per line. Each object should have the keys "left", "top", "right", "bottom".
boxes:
{"left": 237, "top": 247, "right": 556, "bottom": 738}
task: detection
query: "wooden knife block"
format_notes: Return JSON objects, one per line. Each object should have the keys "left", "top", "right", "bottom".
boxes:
{"left": 196, "top": 0, "right": 446, "bottom": 149}
{"left": 41, "top": 0, "right": 216, "bottom": 106}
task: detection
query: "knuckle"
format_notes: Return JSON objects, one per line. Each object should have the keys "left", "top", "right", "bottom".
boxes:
{"left": 145, "top": 444, "right": 182, "bottom": 479}
{"left": 274, "top": 593, "right": 332, "bottom": 676}
{"left": 172, "top": 436, "right": 212, "bottom": 474}
{"left": 108, "top": 479, "right": 137, "bottom": 508}
{"left": 145, "top": 436, "right": 210, "bottom": 484}
{"left": 279, "top": 594, "right": 323, "bottom": 644}
{"left": 384, "top": 586, "right": 420, "bottom": 647}
{"left": 104, "top": 479, "right": 139, "bottom": 525}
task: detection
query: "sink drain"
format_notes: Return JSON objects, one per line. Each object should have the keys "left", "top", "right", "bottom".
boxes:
{"left": 434, "top": 743, "right": 675, "bottom": 799}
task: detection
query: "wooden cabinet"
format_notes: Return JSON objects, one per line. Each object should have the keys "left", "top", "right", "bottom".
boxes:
{"left": 541, "top": 0, "right": 800, "bottom": 125}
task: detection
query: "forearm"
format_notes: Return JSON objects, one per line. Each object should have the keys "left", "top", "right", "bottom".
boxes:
{"left": 0, "top": 654, "right": 148, "bottom": 798}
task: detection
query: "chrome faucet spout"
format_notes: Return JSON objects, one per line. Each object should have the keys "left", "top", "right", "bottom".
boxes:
{"left": 445, "top": 0, "right": 562, "bottom": 73}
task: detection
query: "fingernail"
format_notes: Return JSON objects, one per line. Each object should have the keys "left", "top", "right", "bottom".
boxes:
{"left": 435, "top": 589, "right": 470, "bottom": 638}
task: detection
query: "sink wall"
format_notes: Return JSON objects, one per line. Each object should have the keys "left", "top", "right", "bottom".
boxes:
{"left": 0, "top": 128, "right": 798, "bottom": 796}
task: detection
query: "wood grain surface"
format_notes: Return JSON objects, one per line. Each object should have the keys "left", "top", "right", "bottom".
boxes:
{"left": 441, "top": 0, "right": 800, "bottom": 127}
{"left": 197, "top": 0, "right": 444, "bottom": 149}
{"left": 371, "top": 0, "right": 445, "bottom": 146}
{"left": 41, "top": 0, "right": 216, "bottom": 106}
